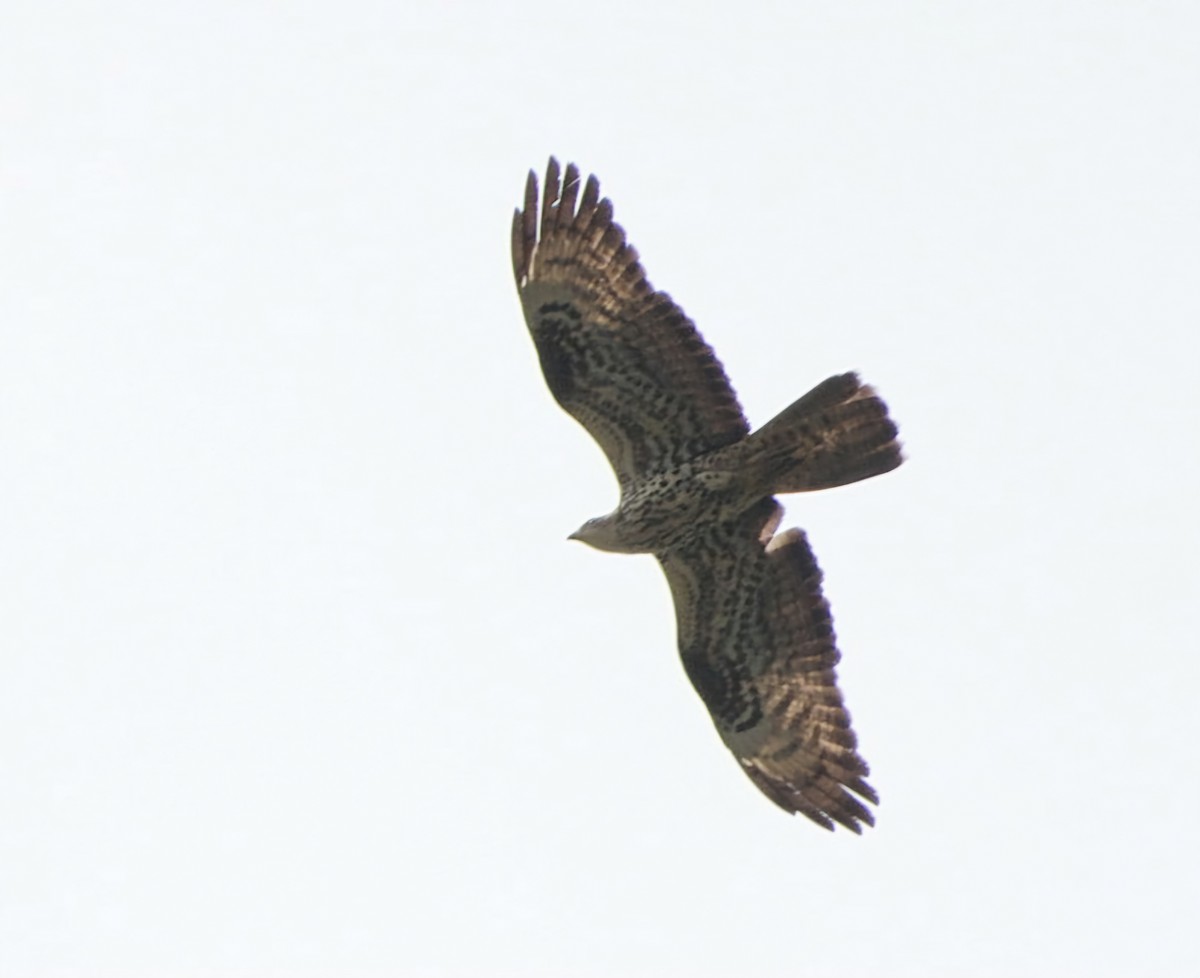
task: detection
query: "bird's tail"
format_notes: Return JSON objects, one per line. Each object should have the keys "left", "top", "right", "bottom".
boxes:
{"left": 737, "top": 373, "right": 902, "bottom": 494}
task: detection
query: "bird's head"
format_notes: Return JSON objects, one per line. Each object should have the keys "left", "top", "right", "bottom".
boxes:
{"left": 568, "top": 514, "right": 631, "bottom": 553}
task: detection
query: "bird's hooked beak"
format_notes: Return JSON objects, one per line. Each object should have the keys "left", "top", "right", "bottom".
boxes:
{"left": 567, "top": 528, "right": 583, "bottom": 542}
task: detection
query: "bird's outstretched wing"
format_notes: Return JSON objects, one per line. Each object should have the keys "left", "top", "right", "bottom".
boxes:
{"left": 512, "top": 158, "right": 749, "bottom": 488}
{"left": 659, "top": 497, "right": 877, "bottom": 832}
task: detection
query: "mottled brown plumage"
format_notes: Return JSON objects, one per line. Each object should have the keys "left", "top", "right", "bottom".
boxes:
{"left": 513, "top": 158, "right": 902, "bottom": 832}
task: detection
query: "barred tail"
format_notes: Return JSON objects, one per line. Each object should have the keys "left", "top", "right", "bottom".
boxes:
{"left": 741, "top": 373, "right": 903, "bottom": 494}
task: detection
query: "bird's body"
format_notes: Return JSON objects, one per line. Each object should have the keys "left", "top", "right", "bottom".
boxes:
{"left": 512, "top": 159, "right": 903, "bottom": 832}
{"left": 573, "top": 459, "right": 744, "bottom": 553}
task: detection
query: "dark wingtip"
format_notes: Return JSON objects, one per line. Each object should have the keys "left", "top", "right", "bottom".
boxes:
{"left": 513, "top": 168, "right": 540, "bottom": 286}
{"left": 510, "top": 207, "right": 524, "bottom": 282}
{"left": 540, "top": 157, "right": 561, "bottom": 239}
{"left": 802, "top": 810, "right": 838, "bottom": 832}
{"left": 524, "top": 167, "right": 538, "bottom": 211}
{"left": 557, "top": 162, "right": 582, "bottom": 229}
{"left": 851, "top": 778, "right": 880, "bottom": 806}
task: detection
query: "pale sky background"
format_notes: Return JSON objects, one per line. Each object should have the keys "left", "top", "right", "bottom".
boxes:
{"left": 3, "top": 3, "right": 1199, "bottom": 976}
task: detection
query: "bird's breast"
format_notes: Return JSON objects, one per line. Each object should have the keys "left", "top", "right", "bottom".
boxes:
{"left": 615, "top": 465, "right": 745, "bottom": 552}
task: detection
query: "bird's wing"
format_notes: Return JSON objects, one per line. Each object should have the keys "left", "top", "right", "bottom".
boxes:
{"left": 658, "top": 497, "right": 877, "bottom": 832}
{"left": 512, "top": 158, "right": 749, "bottom": 488}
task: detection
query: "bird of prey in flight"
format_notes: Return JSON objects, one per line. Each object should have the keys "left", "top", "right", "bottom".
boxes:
{"left": 512, "top": 159, "right": 902, "bottom": 832}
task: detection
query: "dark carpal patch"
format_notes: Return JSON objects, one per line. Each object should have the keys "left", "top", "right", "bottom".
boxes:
{"left": 681, "top": 649, "right": 762, "bottom": 733}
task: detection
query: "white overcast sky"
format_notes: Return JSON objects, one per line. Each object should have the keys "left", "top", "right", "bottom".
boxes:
{"left": 3, "top": 2, "right": 1199, "bottom": 976}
